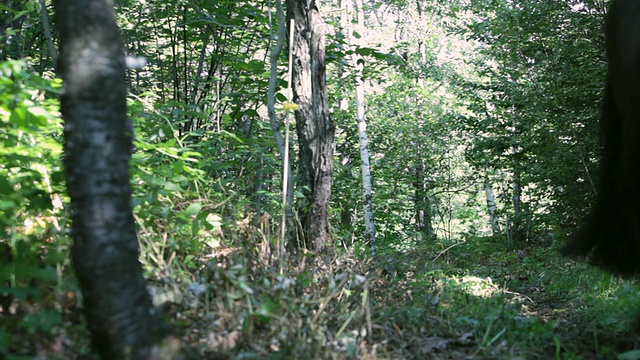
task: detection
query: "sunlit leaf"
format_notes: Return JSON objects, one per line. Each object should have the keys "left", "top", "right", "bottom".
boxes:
{"left": 184, "top": 202, "right": 202, "bottom": 217}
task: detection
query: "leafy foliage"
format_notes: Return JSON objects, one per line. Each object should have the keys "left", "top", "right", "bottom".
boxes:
{"left": 456, "top": 0, "right": 606, "bottom": 239}
{"left": 0, "top": 60, "right": 80, "bottom": 358}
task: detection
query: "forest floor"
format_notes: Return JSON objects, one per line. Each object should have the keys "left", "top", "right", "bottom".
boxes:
{"left": 3, "top": 234, "right": 640, "bottom": 359}
{"left": 159, "top": 234, "right": 640, "bottom": 359}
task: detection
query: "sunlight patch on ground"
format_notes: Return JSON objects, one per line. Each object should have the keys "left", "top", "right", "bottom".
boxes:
{"left": 433, "top": 274, "right": 502, "bottom": 300}
{"left": 455, "top": 275, "right": 500, "bottom": 298}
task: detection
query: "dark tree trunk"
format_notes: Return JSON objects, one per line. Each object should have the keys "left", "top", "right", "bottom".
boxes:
{"left": 563, "top": 0, "right": 640, "bottom": 276}
{"left": 54, "top": 0, "right": 171, "bottom": 358}
{"left": 508, "top": 167, "right": 525, "bottom": 246}
{"left": 414, "top": 159, "right": 435, "bottom": 241}
{"left": 287, "top": 0, "right": 335, "bottom": 251}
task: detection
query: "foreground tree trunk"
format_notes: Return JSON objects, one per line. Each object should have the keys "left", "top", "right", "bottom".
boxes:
{"left": 563, "top": 0, "right": 640, "bottom": 276}
{"left": 55, "top": 0, "right": 173, "bottom": 357}
{"left": 288, "top": 0, "right": 335, "bottom": 251}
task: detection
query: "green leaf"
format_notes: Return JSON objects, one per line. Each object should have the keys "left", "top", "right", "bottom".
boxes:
{"left": 618, "top": 350, "right": 640, "bottom": 360}
{"left": 276, "top": 93, "right": 287, "bottom": 102}
{"left": 26, "top": 106, "right": 52, "bottom": 126}
{"left": 171, "top": 175, "right": 188, "bottom": 183}
{"left": 0, "top": 200, "right": 16, "bottom": 211}
{"left": 172, "top": 160, "right": 185, "bottom": 175}
{"left": 9, "top": 107, "right": 26, "bottom": 127}
{"left": 184, "top": 202, "right": 202, "bottom": 217}
{"left": 163, "top": 181, "right": 182, "bottom": 192}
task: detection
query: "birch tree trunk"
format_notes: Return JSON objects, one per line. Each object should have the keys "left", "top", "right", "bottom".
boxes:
{"left": 54, "top": 0, "right": 175, "bottom": 357}
{"left": 342, "top": 0, "right": 377, "bottom": 255}
{"left": 484, "top": 180, "right": 501, "bottom": 236}
{"left": 288, "top": 0, "right": 335, "bottom": 251}
{"left": 268, "top": 0, "right": 295, "bottom": 229}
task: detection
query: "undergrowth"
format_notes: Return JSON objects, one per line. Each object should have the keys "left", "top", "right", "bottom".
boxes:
{"left": 3, "top": 210, "right": 640, "bottom": 359}
{"left": 134, "top": 228, "right": 640, "bottom": 359}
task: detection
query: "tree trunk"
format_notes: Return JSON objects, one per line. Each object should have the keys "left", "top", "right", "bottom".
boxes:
{"left": 288, "top": 0, "right": 335, "bottom": 251}
{"left": 508, "top": 167, "right": 524, "bottom": 246}
{"left": 342, "top": 0, "right": 377, "bottom": 255}
{"left": 563, "top": 0, "right": 640, "bottom": 276}
{"left": 484, "top": 180, "right": 500, "bottom": 236}
{"left": 414, "top": 158, "right": 435, "bottom": 242}
{"left": 267, "top": 0, "right": 295, "bottom": 237}
{"left": 54, "top": 0, "right": 172, "bottom": 358}
{"left": 507, "top": 103, "right": 525, "bottom": 247}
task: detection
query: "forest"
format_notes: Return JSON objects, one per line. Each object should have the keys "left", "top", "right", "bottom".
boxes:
{"left": 2, "top": 0, "right": 640, "bottom": 358}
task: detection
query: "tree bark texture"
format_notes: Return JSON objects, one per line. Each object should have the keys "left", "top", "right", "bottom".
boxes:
{"left": 484, "top": 181, "right": 501, "bottom": 236}
{"left": 287, "top": 0, "right": 335, "bottom": 251}
{"left": 346, "top": 0, "right": 377, "bottom": 255}
{"left": 54, "top": 0, "right": 168, "bottom": 358}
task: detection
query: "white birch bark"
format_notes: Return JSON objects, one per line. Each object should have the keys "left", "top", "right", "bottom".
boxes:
{"left": 267, "top": 0, "right": 294, "bottom": 227}
{"left": 342, "top": 0, "right": 376, "bottom": 255}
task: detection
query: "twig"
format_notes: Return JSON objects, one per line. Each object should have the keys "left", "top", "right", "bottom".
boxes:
{"left": 431, "top": 242, "right": 463, "bottom": 263}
